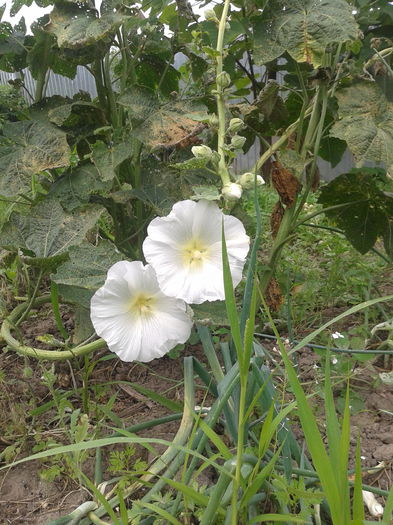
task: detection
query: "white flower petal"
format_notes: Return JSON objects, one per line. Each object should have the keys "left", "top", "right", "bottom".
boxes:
{"left": 143, "top": 200, "right": 250, "bottom": 303}
{"left": 90, "top": 261, "right": 193, "bottom": 362}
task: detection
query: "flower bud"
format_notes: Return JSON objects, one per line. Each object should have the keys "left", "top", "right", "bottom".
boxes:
{"left": 228, "top": 118, "right": 244, "bottom": 134}
{"left": 191, "top": 145, "right": 213, "bottom": 159}
{"left": 216, "top": 71, "right": 231, "bottom": 89}
{"left": 204, "top": 9, "right": 218, "bottom": 22}
{"left": 239, "top": 172, "right": 265, "bottom": 189}
{"left": 222, "top": 182, "right": 242, "bottom": 201}
{"left": 230, "top": 135, "right": 246, "bottom": 150}
{"left": 208, "top": 114, "right": 219, "bottom": 128}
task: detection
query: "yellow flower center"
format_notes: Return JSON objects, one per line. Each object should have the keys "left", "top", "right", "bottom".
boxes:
{"left": 182, "top": 239, "right": 209, "bottom": 269}
{"left": 129, "top": 293, "right": 156, "bottom": 317}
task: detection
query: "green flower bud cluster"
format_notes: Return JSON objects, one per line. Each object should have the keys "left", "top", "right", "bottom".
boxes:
{"left": 228, "top": 118, "right": 245, "bottom": 134}
{"left": 230, "top": 135, "right": 246, "bottom": 150}
{"left": 216, "top": 71, "right": 231, "bottom": 90}
{"left": 204, "top": 9, "right": 219, "bottom": 23}
{"left": 191, "top": 145, "right": 220, "bottom": 166}
{"left": 191, "top": 145, "right": 213, "bottom": 159}
{"left": 239, "top": 172, "right": 265, "bottom": 190}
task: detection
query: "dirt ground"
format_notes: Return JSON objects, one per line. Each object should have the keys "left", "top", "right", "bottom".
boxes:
{"left": 0, "top": 304, "right": 392, "bottom": 524}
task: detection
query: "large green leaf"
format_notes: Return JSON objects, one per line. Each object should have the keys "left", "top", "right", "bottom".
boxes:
{"left": 253, "top": 0, "right": 358, "bottom": 67}
{"left": 318, "top": 168, "right": 393, "bottom": 256}
{"left": 330, "top": 81, "right": 393, "bottom": 172}
{"left": 27, "top": 27, "right": 77, "bottom": 80}
{"left": 0, "top": 120, "right": 71, "bottom": 197}
{"left": 52, "top": 241, "right": 123, "bottom": 291}
{"left": 52, "top": 241, "right": 123, "bottom": 308}
{"left": 0, "top": 198, "right": 103, "bottom": 258}
{"left": 49, "top": 164, "right": 111, "bottom": 211}
{"left": 91, "top": 140, "right": 133, "bottom": 182}
{"left": 0, "top": 20, "right": 27, "bottom": 72}
{"left": 192, "top": 301, "right": 229, "bottom": 326}
{"left": 119, "top": 87, "right": 206, "bottom": 149}
{"left": 0, "top": 195, "right": 30, "bottom": 232}
{"left": 45, "top": 3, "right": 124, "bottom": 49}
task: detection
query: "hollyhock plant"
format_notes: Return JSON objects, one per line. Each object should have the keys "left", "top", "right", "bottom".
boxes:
{"left": 143, "top": 199, "right": 250, "bottom": 304}
{"left": 90, "top": 261, "right": 193, "bottom": 362}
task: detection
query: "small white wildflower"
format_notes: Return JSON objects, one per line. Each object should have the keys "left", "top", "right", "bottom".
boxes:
{"left": 331, "top": 357, "right": 338, "bottom": 365}
{"left": 332, "top": 331, "right": 344, "bottom": 339}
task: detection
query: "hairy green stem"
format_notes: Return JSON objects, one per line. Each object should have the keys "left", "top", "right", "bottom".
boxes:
{"left": 258, "top": 81, "right": 330, "bottom": 295}
{"left": 215, "top": 0, "right": 231, "bottom": 186}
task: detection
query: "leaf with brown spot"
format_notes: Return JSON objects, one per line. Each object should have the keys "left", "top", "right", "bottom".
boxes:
{"left": 270, "top": 201, "right": 285, "bottom": 239}
{"left": 271, "top": 161, "right": 302, "bottom": 207}
{"left": 119, "top": 87, "right": 207, "bottom": 150}
{"left": 0, "top": 120, "right": 71, "bottom": 197}
{"left": 0, "top": 198, "right": 103, "bottom": 260}
{"left": 253, "top": 0, "right": 358, "bottom": 67}
{"left": 265, "top": 278, "right": 283, "bottom": 312}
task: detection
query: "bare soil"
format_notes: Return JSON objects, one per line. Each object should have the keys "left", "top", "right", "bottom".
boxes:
{"left": 1, "top": 302, "right": 392, "bottom": 524}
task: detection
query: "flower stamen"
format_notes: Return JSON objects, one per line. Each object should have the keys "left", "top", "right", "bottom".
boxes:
{"left": 182, "top": 239, "right": 209, "bottom": 268}
{"left": 130, "top": 293, "right": 156, "bottom": 317}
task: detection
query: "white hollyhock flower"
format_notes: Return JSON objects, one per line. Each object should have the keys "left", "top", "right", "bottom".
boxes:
{"left": 90, "top": 261, "right": 193, "bottom": 362}
{"left": 143, "top": 200, "right": 250, "bottom": 304}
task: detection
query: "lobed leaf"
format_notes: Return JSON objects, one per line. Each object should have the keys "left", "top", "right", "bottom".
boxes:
{"left": 318, "top": 168, "right": 393, "bottom": 255}
{"left": 0, "top": 198, "right": 103, "bottom": 258}
{"left": 0, "top": 120, "right": 71, "bottom": 197}
{"left": 52, "top": 241, "right": 123, "bottom": 291}
{"left": 331, "top": 82, "right": 393, "bottom": 173}
{"left": 253, "top": 0, "right": 358, "bottom": 67}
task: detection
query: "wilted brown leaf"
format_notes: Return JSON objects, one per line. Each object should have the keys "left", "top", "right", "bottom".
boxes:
{"left": 270, "top": 201, "right": 285, "bottom": 239}
{"left": 265, "top": 277, "right": 283, "bottom": 312}
{"left": 311, "top": 166, "right": 320, "bottom": 192}
{"left": 271, "top": 160, "right": 302, "bottom": 207}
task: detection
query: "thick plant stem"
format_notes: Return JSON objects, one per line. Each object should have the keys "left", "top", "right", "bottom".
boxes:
{"left": 215, "top": 0, "right": 231, "bottom": 186}
{"left": 33, "top": 33, "right": 51, "bottom": 103}
{"left": 103, "top": 52, "right": 118, "bottom": 128}
{"left": 2, "top": 296, "right": 107, "bottom": 360}
{"left": 259, "top": 205, "right": 296, "bottom": 294}
{"left": 92, "top": 60, "right": 109, "bottom": 119}
{"left": 258, "top": 84, "right": 329, "bottom": 295}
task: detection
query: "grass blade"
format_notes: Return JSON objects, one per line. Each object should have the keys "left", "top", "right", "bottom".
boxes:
{"left": 352, "top": 437, "right": 365, "bottom": 522}
{"left": 260, "top": 293, "right": 342, "bottom": 524}
{"left": 292, "top": 295, "right": 393, "bottom": 353}
{"left": 139, "top": 501, "right": 183, "bottom": 525}
{"left": 222, "top": 223, "right": 243, "bottom": 361}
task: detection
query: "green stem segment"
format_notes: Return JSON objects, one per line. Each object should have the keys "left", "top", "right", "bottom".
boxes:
{"left": 215, "top": 0, "right": 232, "bottom": 186}
{"left": 1, "top": 296, "right": 106, "bottom": 360}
